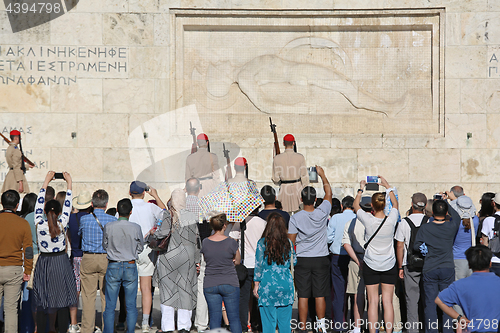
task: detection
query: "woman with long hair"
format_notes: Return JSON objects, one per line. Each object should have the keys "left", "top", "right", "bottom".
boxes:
{"left": 478, "top": 192, "right": 495, "bottom": 245}
{"left": 253, "top": 213, "right": 296, "bottom": 333}
{"left": 353, "top": 176, "right": 399, "bottom": 333}
{"left": 19, "top": 192, "right": 37, "bottom": 218}
{"left": 33, "top": 171, "right": 77, "bottom": 333}
{"left": 154, "top": 189, "right": 200, "bottom": 333}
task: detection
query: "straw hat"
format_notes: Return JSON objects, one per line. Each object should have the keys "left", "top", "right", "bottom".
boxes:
{"left": 72, "top": 191, "right": 92, "bottom": 210}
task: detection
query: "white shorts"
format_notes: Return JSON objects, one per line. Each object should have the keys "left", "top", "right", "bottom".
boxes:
{"left": 137, "top": 245, "right": 155, "bottom": 277}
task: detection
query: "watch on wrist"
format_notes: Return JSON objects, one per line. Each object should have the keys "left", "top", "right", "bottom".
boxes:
{"left": 358, "top": 189, "right": 363, "bottom": 193}
{"left": 456, "top": 314, "right": 462, "bottom": 321}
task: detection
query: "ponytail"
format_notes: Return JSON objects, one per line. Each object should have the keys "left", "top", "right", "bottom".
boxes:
{"left": 44, "top": 199, "right": 62, "bottom": 239}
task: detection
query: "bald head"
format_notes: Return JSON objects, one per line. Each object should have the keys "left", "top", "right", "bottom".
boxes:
{"left": 186, "top": 178, "right": 201, "bottom": 196}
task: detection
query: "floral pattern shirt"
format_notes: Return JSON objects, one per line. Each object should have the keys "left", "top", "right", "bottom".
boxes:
{"left": 35, "top": 188, "right": 72, "bottom": 253}
{"left": 254, "top": 238, "right": 297, "bottom": 307}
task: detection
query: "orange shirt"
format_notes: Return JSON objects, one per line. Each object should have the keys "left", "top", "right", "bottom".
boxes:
{"left": 0, "top": 211, "right": 33, "bottom": 273}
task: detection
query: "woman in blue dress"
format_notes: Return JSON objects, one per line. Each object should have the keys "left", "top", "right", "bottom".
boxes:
{"left": 253, "top": 212, "right": 297, "bottom": 333}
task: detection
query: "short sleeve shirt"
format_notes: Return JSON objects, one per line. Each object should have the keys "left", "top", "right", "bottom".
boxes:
{"left": 201, "top": 237, "right": 239, "bottom": 288}
{"left": 357, "top": 208, "right": 399, "bottom": 271}
{"left": 481, "top": 212, "right": 500, "bottom": 263}
{"left": 394, "top": 213, "right": 425, "bottom": 266}
{"left": 288, "top": 200, "right": 331, "bottom": 257}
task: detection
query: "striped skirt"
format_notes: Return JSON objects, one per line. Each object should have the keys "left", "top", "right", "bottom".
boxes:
{"left": 33, "top": 251, "right": 78, "bottom": 310}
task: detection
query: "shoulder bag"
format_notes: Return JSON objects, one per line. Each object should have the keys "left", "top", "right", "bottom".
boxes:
{"left": 363, "top": 216, "right": 388, "bottom": 250}
{"left": 235, "top": 219, "right": 249, "bottom": 285}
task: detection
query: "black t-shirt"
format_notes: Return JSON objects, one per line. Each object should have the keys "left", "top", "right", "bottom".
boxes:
{"left": 258, "top": 209, "right": 290, "bottom": 230}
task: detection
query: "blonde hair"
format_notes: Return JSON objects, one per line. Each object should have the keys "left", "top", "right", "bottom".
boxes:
{"left": 371, "top": 192, "right": 386, "bottom": 212}
{"left": 210, "top": 213, "right": 228, "bottom": 231}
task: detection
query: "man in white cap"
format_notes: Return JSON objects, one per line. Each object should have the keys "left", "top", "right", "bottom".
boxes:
{"left": 452, "top": 195, "right": 479, "bottom": 281}
{"left": 481, "top": 193, "right": 500, "bottom": 277}
{"left": 128, "top": 181, "right": 166, "bottom": 332}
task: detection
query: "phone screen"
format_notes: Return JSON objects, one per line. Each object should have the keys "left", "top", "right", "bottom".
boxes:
{"left": 367, "top": 176, "right": 379, "bottom": 183}
{"left": 54, "top": 173, "right": 64, "bottom": 179}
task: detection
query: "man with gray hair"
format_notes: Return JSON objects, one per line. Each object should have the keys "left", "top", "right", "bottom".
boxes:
{"left": 450, "top": 186, "right": 464, "bottom": 199}
{"left": 395, "top": 192, "right": 428, "bottom": 333}
{"left": 79, "top": 189, "right": 117, "bottom": 333}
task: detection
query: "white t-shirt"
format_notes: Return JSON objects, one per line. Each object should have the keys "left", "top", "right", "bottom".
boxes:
{"left": 394, "top": 213, "right": 426, "bottom": 266}
{"left": 242, "top": 216, "right": 267, "bottom": 269}
{"left": 357, "top": 208, "right": 399, "bottom": 271}
{"left": 481, "top": 212, "right": 500, "bottom": 264}
{"left": 129, "top": 199, "right": 164, "bottom": 238}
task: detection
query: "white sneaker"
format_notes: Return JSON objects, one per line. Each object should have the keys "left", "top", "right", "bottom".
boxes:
{"left": 315, "top": 317, "right": 327, "bottom": 333}
{"left": 142, "top": 324, "right": 151, "bottom": 333}
{"left": 94, "top": 327, "right": 102, "bottom": 333}
{"left": 68, "top": 325, "right": 80, "bottom": 333}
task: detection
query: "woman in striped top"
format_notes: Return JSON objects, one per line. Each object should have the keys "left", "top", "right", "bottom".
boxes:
{"left": 33, "top": 171, "right": 78, "bottom": 333}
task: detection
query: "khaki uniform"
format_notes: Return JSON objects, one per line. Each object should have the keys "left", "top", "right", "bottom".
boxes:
{"left": 272, "top": 148, "right": 309, "bottom": 213}
{"left": 185, "top": 147, "right": 220, "bottom": 197}
{"left": 227, "top": 173, "right": 249, "bottom": 183}
{"left": 2, "top": 143, "right": 29, "bottom": 194}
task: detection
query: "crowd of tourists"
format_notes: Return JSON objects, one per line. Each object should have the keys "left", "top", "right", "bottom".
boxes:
{"left": 2, "top": 131, "right": 500, "bottom": 333}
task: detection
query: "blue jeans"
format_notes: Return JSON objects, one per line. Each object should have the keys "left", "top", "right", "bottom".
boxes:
{"left": 422, "top": 267, "right": 454, "bottom": 333}
{"left": 204, "top": 284, "right": 242, "bottom": 333}
{"left": 103, "top": 262, "right": 138, "bottom": 333}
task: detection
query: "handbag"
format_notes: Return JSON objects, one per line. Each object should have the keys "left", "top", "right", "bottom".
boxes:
{"left": 148, "top": 211, "right": 173, "bottom": 252}
{"left": 235, "top": 219, "right": 248, "bottom": 285}
{"left": 58, "top": 221, "right": 71, "bottom": 258}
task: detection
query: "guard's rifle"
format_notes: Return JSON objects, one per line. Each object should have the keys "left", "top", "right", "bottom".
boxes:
{"left": 269, "top": 117, "right": 280, "bottom": 156}
{"left": 223, "top": 143, "right": 232, "bottom": 181}
{"left": 190, "top": 122, "right": 197, "bottom": 154}
{"left": 0, "top": 132, "right": 35, "bottom": 167}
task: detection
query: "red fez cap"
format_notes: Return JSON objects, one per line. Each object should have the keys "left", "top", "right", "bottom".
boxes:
{"left": 10, "top": 130, "right": 20, "bottom": 136}
{"left": 283, "top": 134, "right": 295, "bottom": 142}
{"left": 197, "top": 133, "right": 209, "bottom": 141}
{"left": 234, "top": 157, "right": 247, "bottom": 166}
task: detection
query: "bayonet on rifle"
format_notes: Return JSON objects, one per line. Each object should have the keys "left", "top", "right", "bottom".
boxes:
{"left": 190, "top": 122, "right": 197, "bottom": 154}
{"left": 223, "top": 143, "right": 232, "bottom": 181}
{"left": 269, "top": 117, "right": 281, "bottom": 156}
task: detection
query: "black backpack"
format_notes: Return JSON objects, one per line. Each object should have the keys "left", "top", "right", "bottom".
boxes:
{"left": 488, "top": 215, "right": 500, "bottom": 257}
{"left": 405, "top": 216, "right": 429, "bottom": 271}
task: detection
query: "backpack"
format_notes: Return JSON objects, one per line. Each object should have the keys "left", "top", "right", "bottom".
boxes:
{"left": 488, "top": 216, "right": 500, "bottom": 256}
{"left": 405, "top": 216, "right": 429, "bottom": 271}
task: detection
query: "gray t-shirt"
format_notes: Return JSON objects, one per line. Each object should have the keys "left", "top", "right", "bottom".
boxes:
{"left": 357, "top": 208, "right": 399, "bottom": 271}
{"left": 201, "top": 237, "right": 239, "bottom": 288}
{"left": 288, "top": 200, "right": 331, "bottom": 257}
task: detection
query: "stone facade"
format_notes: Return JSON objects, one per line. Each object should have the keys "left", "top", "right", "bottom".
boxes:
{"left": 0, "top": 0, "right": 498, "bottom": 209}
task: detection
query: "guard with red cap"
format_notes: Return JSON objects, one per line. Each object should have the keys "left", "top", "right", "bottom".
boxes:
{"left": 228, "top": 157, "right": 249, "bottom": 183}
{"left": 271, "top": 134, "right": 309, "bottom": 213}
{"left": 185, "top": 133, "right": 221, "bottom": 197}
{"left": 2, "top": 130, "right": 30, "bottom": 194}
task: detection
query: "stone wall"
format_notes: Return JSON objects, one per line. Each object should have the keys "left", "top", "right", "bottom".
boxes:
{"left": 0, "top": 0, "right": 499, "bottom": 209}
